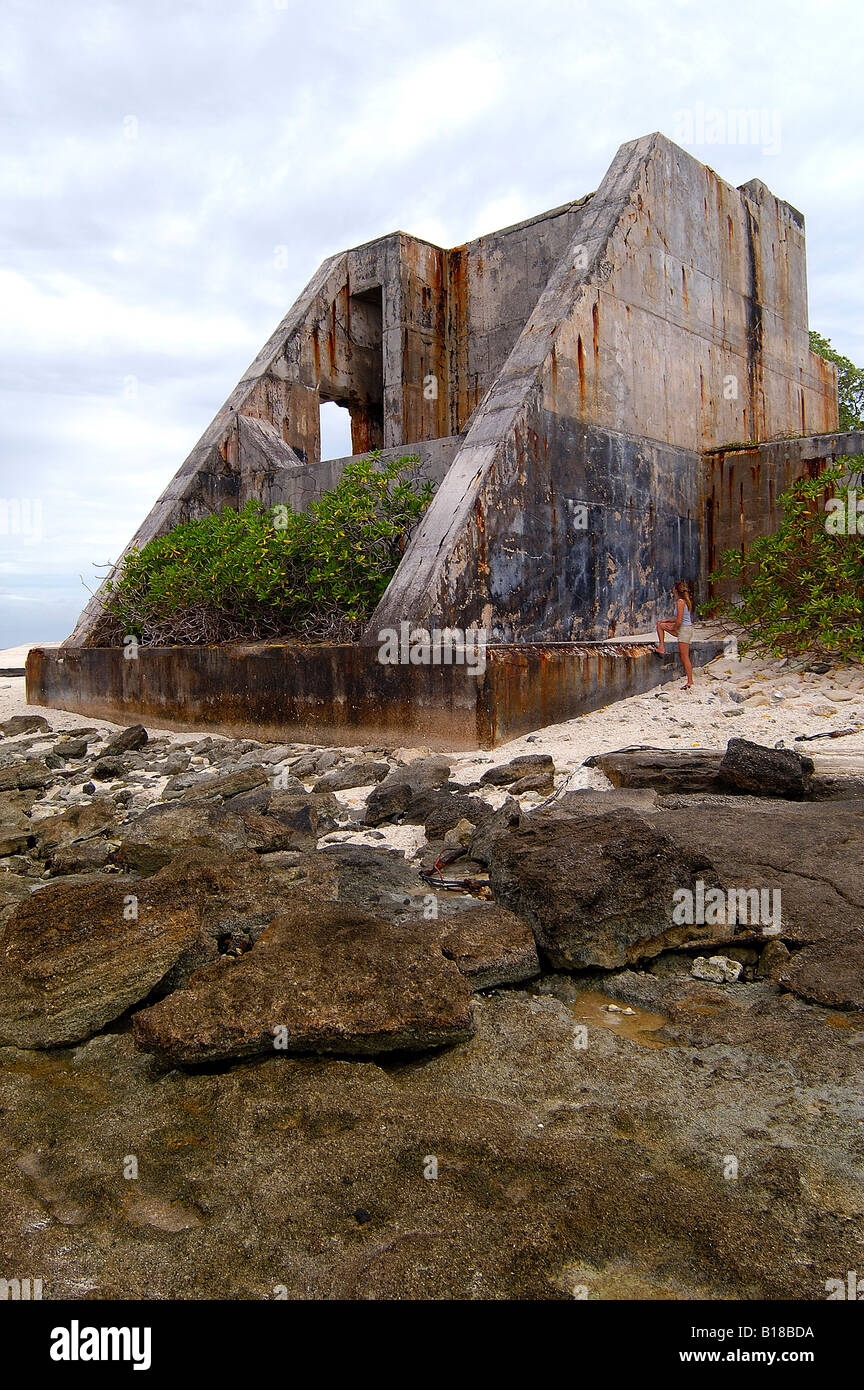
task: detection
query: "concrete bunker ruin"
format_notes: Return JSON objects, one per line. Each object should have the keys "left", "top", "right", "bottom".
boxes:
{"left": 28, "top": 132, "right": 861, "bottom": 746}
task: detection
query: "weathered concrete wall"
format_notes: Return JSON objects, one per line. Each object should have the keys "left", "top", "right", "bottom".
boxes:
{"left": 549, "top": 154, "right": 837, "bottom": 449}
{"left": 702, "top": 429, "right": 864, "bottom": 598}
{"left": 369, "top": 132, "right": 840, "bottom": 645}
{"left": 263, "top": 436, "right": 463, "bottom": 514}
{"left": 446, "top": 197, "right": 592, "bottom": 433}
{"left": 26, "top": 640, "right": 723, "bottom": 751}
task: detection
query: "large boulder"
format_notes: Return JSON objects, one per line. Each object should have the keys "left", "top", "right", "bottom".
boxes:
{"left": 0, "top": 843, "right": 305, "bottom": 1048}
{"left": 132, "top": 901, "right": 475, "bottom": 1064}
{"left": 488, "top": 808, "right": 722, "bottom": 969}
{"left": 718, "top": 739, "right": 814, "bottom": 799}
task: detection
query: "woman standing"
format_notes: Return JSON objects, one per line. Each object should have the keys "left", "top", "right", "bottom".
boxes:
{"left": 653, "top": 580, "right": 695, "bottom": 688}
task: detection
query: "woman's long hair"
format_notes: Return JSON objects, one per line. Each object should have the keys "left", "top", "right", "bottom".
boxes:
{"left": 673, "top": 579, "right": 694, "bottom": 613}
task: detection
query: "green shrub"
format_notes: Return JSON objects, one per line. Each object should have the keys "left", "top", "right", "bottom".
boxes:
{"left": 706, "top": 459, "right": 864, "bottom": 661}
{"left": 809, "top": 331, "right": 864, "bottom": 431}
{"left": 94, "top": 452, "right": 433, "bottom": 646}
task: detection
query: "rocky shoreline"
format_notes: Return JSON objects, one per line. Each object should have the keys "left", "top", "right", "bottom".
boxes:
{"left": 1, "top": 650, "right": 864, "bottom": 1300}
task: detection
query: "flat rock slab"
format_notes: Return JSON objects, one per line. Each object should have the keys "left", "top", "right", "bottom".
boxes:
{"left": 647, "top": 800, "right": 864, "bottom": 947}
{"left": 133, "top": 901, "right": 474, "bottom": 1064}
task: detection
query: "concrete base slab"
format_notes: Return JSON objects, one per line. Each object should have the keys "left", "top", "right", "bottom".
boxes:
{"left": 26, "top": 640, "right": 723, "bottom": 750}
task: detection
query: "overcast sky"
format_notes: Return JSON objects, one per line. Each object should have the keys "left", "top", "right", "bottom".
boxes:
{"left": 1, "top": 0, "right": 861, "bottom": 648}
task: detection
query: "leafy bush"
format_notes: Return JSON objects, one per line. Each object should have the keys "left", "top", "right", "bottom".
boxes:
{"left": 93, "top": 452, "right": 433, "bottom": 646}
{"left": 706, "top": 459, "right": 864, "bottom": 661}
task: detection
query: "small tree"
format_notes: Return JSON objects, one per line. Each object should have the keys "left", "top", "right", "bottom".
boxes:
{"left": 707, "top": 460, "right": 864, "bottom": 661}
{"left": 809, "top": 331, "right": 864, "bottom": 431}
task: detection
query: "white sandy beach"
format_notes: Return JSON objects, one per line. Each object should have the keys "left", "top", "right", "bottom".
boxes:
{"left": 5, "top": 636, "right": 864, "bottom": 798}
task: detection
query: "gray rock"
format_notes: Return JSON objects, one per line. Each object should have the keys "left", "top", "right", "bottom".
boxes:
{"left": 718, "top": 739, "right": 814, "bottom": 799}
{"left": 178, "top": 766, "right": 270, "bottom": 803}
{"left": 0, "top": 760, "right": 54, "bottom": 793}
{"left": 91, "top": 756, "right": 128, "bottom": 782}
{"left": 468, "top": 798, "right": 522, "bottom": 866}
{"left": 268, "top": 790, "right": 340, "bottom": 842}
{"left": 0, "top": 715, "right": 50, "bottom": 737}
{"left": 312, "top": 761, "right": 389, "bottom": 793}
{"left": 488, "top": 808, "right": 722, "bottom": 970}
{"left": 585, "top": 748, "right": 725, "bottom": 795}
{"left": 102, "top": 724, "right": 149, "bottom": 757}
{"left": 423, "top": 791, "right": 495, "bottom": 841}
{"left": 507, "top": 771, "right": 555, "bottom": 795}
{"left": 55, "top": 737, "right": 90, "bottom": 760}
{"left": 320, "top": 843, "right": 429, "bottom": 918}
{"left": 479, "top": 753, "right": 555, "bottom": 787}
{"left": 364, "top": 756, "right": 452, "bottom": 826}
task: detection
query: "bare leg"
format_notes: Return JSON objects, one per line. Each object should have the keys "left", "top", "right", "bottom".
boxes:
{"left": 654, "top": 620, "right": 673, "bottom": 654}
{"left": 679, "top": 641, "right": 693, "bottom": 688}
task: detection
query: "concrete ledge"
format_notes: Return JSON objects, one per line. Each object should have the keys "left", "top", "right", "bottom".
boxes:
{"left": 26, "top": 640, "right": 723, "bottom": 751}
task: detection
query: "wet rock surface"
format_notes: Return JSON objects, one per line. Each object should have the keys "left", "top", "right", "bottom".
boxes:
{"left": 2, "top": 713, "right": 864, "bottom": 1298}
